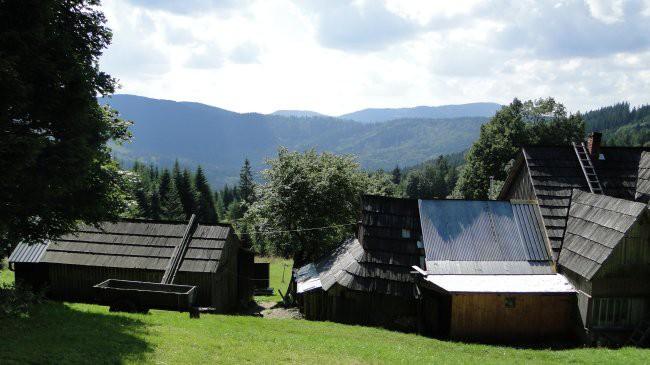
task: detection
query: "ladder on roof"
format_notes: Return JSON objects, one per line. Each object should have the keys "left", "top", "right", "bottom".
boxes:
{"left": 572, "top": 142, "right": 604, "bottom": 194}
{"left": 161, "top": 214, "right": 197, "bottom": 285}
{"left": 627, "top": 320, "right": 650, "bottom": 347}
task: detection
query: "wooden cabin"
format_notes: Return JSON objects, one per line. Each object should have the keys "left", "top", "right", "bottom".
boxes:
{"left": 499, "top": 132, "right": 650, "bottom": 259}
{"left": 559, "top": 190, "right": 650, "bottom": 338}
{"left": 415, "top": 199, "right": 576, "bottom": 342}
{"left": 8, "top": 219, "right": 254, "bottom": 311}
{"left": 296, "top": 195, "right": 423, "bottom": 331}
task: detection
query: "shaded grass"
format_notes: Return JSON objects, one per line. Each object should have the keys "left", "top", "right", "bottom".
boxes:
{"left": 254, "top": 257, "right": 293, "bottom": 303}
{"left": 1, "top": 299, "right": 649, "bottom": 364}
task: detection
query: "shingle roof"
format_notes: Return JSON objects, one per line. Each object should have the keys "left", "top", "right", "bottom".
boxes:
{"left": 636, "top": 151, "right": 650, "bottom": 203}
{"left": 500, "top": 146, "right": 650, "bottom": 258}
{"left": 8, "top": 241, "right": 49, "bottom": 263}
{"left": 40, "top": 220, "right": 233, "bottom": 273}
{"left": 558, "top": 190, "right": 647, "bottom": 280}
{"left": 296, "top": 195, "right": 421, "bottom": 297}
{"left": 419, "top": 199, "right": 553, "bottom": 275}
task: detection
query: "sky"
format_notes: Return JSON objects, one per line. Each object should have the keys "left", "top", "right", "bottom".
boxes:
{"left": 100, "top": 0, "right": 650, "bottom": 116}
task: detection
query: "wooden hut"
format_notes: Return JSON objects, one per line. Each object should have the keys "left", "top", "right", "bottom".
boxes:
{"left": 296, "top": 195, "right": 423, "bottom": 331}
{"left": 8, "top": 219, "right": 253, "bottom": 311}
{"left": 499, "top": 133, "right": 650, "bottom": 259}
{"left": 558, "top": 190, "right": 650, "bottom": 338}
{"left": 415, "top": 199, "right": 576, "bottom": 342}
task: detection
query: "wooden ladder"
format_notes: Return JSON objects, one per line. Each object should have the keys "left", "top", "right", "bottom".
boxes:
{"left": 628, "top": 320, "right": 650, "bottom": 346}
{"left": 572, "top": 142, "right": 604, "bottom": 194}
{"left": 161, "top": 214, "right": 197, "bottom": 285}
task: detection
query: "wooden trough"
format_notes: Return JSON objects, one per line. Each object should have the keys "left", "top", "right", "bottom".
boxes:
{"left": 94, "top": 279, "right": 197, "bottom": 312}
{"left": 93, "top": 214, "right": 202, "bottom": 317}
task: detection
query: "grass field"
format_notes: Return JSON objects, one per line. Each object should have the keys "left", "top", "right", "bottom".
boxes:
{"left": 2, "top": 265, "right": 650, "bottom": 364}
{"left": 254, "top": 257, "right": 292, "bottom": 303}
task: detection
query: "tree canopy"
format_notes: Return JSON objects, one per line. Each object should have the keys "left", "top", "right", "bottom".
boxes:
{"left": 454, "top": 98, "right": 584, "bottom": 199}
{"left": 246, "top": 148, "right": 366, "bottom": 267}
{"left": 0, "top": 0, "right": 131, "bottom": 254}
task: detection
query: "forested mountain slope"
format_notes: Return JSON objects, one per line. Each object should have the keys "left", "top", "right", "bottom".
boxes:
{"left": 102, "top": 95, "right": 487, "bottom": 186}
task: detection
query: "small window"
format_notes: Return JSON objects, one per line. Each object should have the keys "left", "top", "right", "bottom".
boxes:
{"left": 599, "top": 153, "right": 605, "bottom": 160}
{"left": 401, "top": 229, "right": 411, "bottom": 238}
{"left": 505, "top": 297, "right": 516, "bottom": 308}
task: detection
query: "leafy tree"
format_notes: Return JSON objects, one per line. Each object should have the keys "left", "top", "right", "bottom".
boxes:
{"left": 239, "top": 158, "right": 256, "bottom": 205}
{"left": 454, "top": 98, "right": 584, "bottom": 199}
{"left": 195, "top": 166, "right": 218, "bottom": 223}
{"left": 0, "top": 0, "right": 132, "bottom": 254}
{"left": 365, "top": 171, "right": 401, "bottom": 197}
{"left": 247, "top": 148, "right": 366, "bottom": 267}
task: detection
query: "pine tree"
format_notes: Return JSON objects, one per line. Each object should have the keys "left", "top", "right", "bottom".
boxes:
{"left": 214, "top": 191, "right": 226, "bottom": 221}
{"left": 391, "top": 165, "right": 401, "bottom": 184}
{"left": 239, "top": 158, "right": 256, "bottom": 205}
{"left": 150, "top": 191, "right": 161, "bottom": 220}
{"left": 159, "top": 169, "right": 184, "bottom": 220}
{"left": 176, "top": 168, "right": 196, "bottom": 219}
{"left": 194, "top": 166, "right": 218, "bottom": 223}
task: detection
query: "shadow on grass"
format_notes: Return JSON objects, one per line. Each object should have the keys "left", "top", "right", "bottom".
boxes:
{"left": 0, "top": 301, "right": 152, "bottom": 364}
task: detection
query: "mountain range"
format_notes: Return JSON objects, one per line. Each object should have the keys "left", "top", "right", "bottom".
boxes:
{"left": 101, "top": 95, "right": 498, "bottom": 186}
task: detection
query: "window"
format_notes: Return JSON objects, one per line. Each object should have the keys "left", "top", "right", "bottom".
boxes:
{"left": 401, "top": 229, "right": 411, "bottom": 238}
{"left": 591, "top": 297, "right": 645, "bottom": 329}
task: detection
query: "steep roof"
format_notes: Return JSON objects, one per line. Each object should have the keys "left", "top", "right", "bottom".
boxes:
{"left": 558, "top": 190, "right": 647, "bottom": 280}
{"left": 39, "top": 220, "right": 235, "bottom": 273}
{"left": 296, "top": 195, "right": 421, "bottom": 297}
{"left": 499, "top": 145, "right": 650, "bottom": 257}
{"left": 636, "top": 151, "right": 650, "bottom": 203}
{"left": 419, "top": 199, "right": 554, "bottom": 275}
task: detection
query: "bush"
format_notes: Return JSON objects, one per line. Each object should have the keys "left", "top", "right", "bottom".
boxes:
{"left": 0, "top": 282, "right": 44, "bottom": 317}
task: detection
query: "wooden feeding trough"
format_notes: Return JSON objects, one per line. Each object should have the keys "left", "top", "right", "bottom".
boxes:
{"left": 94, "top": 279, "right": 196, "bottom": 312}
{"left": 93, "top": 214, "right": 202, "bottom": 317}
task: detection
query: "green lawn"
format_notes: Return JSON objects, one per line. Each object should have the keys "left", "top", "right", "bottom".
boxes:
{"left": 2, "top": 268, "right": 650, "bottom": 364}
{"left": 254, "top": 257, "right": 293, "bottom": 303}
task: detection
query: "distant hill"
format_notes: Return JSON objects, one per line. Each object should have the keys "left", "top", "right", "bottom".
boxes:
{"left": 101, "top": 94, "right": 489, "bottom": 186}
{"left": 270, "top": 110, "right": 329, "bottom": 118}
{"left": 339, "top": 103, "right": 502, "bottom": 123}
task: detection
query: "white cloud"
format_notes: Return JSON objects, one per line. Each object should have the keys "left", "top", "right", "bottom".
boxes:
{"left": 99, "top": 0, "right": 650, "bottom": 115}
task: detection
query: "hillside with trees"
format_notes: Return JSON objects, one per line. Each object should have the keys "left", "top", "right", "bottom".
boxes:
{"left": 583, "top": 102, "right": 650, "bottom": 146}
{"left": 101, "top": 95, "right": 489, "bottom": 186}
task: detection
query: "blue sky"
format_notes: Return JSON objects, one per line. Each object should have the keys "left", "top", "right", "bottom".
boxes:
{"left": 99, "top": 0, "right": 650, "bottom": 115}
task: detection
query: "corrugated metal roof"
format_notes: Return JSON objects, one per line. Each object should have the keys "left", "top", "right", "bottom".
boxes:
{"left": 419, "top": 199, "right": 551, "bottom": 263}
{"left": 40, "top": 221, "right": 234, "bottom": 273}
{"left": 424, "top": 274, "right": 575, "bottom": 293}
{"left": 558, "top": 190, "right": 646, "bottom": 279}
{"left": 8, "top": 241, "right": 49, "bottom": 263}
{"left": 425, "top": 260, "right": 553, "bottom": 275}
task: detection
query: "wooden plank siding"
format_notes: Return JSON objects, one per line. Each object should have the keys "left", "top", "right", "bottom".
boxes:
{"left": 449, "top": 293, "right": 575, "bottom": 342}
{"left": 302, "top": 284, "right": 419, "bottom": 332}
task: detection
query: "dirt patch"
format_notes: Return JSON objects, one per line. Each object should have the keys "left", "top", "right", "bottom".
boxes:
{"left": 247, "top": 301, "right": 303, "bottom": 319}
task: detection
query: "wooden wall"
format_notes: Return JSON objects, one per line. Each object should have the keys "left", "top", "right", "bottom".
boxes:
{"left": 47, "top": 264, "right": 162, "bottom": 303}
{"left": 449, "top": 293, "right": 575, "bottom": 342}
{"left": 302, "top": 284, "right": 419, "bottom": 332}
{"left": 503, "top": 167, "right": 537, "bottom": 200}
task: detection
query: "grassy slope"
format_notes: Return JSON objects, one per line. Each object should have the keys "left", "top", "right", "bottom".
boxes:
{"left": 2, "top": 268, "right": 650, "bottom": 364}
{"left": 254, "top": 257, "right": 293, "bottom": 303}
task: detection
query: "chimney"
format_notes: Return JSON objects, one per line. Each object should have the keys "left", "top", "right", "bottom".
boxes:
{"left": 587, "top": 132, "right": 602, "bottom": 157}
